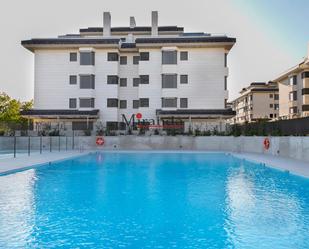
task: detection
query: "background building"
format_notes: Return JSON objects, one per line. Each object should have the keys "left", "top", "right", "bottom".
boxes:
{"left": 21, "top": 11, "right": 236, "bottom": 133}
{"left": 274, "top": 45, "right": 309, "bottom": 119}
{"left": 231, "top": 82, "right": 279, "bottom": 124}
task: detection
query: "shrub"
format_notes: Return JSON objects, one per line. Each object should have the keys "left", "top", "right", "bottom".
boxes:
{"left": 83, "top": 130, "right": 91, "bottom": 136}
{"left": 202, "top": 130, "right": 211, "bottom": 136}
{"left": 194, "top": 127, "right": 201, "bottom": 136}
{"left": 49, "top": 129, "right": 59, "bottom": 136}
{"left": 95, "top": 121, "right": 104, "bottom": 136}
{"left": 0, "top": 129, "right": 5, "bottom": 136}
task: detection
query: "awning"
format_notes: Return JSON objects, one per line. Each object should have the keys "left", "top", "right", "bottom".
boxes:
{"left": 156, "top": 109, "right": 235, "bottom": 119}
{"left": 20, "top": 109, "right": 100, "bottom": 119}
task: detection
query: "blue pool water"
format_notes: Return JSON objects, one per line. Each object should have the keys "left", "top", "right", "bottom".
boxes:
{"left": 0, "top": 152, "right": 308, "bottom": 248}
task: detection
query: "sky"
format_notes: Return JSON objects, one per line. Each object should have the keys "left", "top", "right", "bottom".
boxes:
{"left": 0, "top": 0, "right": 308, "bottom": 101}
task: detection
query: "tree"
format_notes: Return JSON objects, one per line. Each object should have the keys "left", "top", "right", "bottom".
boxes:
{"left": 0, "top": 92, "right": 32, "bottom": 122}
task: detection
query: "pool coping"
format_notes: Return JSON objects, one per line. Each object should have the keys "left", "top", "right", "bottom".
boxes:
{"left": 0, "top": 150, "right": 308, "bottom": 179}
{"left": 231, "top": 152, "right": 309, "bottom": 179}
{"left": 0, "top": 151, "right": 93, "bottom": 176}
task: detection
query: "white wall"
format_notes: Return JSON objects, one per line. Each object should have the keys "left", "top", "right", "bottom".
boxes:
{"left": 34, "top": 46, "right": 229, "bottom": 125}
{"left": 252, "top": 92, "right": 279, "bottom": 119}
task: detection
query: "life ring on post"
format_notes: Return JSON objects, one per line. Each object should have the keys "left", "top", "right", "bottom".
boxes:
{"left": 96, "top": 137, "right": 105, "bottom": 146}
{"left": 263, "top": 138, "right": 270, "bottom": 150}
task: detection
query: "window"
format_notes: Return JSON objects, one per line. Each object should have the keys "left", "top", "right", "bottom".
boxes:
{"left": 69, "top": 75, "right": 77, "bottom": 85}
{"left": 180, "top": 51, "right": 188, "bottom": 61}
{"left": 180, "top": 98, "right": 188, "bottom": 108}
{"left": 302, "top": 72, "right": 309, "bottom": 79}
{"left": 70, "top": 52, "right": 77, "bottom": 62}
{"left": 224, "top": 53, "right": 227, "bottom": 67}
{"left": 162, "top": 51, "right": 177, "bottom": 64}
{"left": 249, "top": 95, "right": 253, "bottom": 101}
{"left": 140, "top": 52, "right": 149, "bottom": 61}
{"left": 270, "top": 104, "right": 273, "bottom": 108}
{"left": 133, "top": 100, "right": 139, "bottom": 109}
{"left": 133, "top": 56, "right": 139, "bottom": 65}
{"left": 162, "top": 98, "right": 177, "bottom": 108}
{"left": 180, "top": 75, "right": 188, "bottom": 84}
{"left": 107, "top": 75, "right": 119, "bottom": 84}
{"left": 162, "top": 74, "right": 177, "bottom": 88}
{"left": 119, "top": 100, "right": 127, "bottom": 109}
{"left": 80, "top": 75, "right": 95, "bottom": 89}
{"left": 106, "top": 122, "right": 119, "bottom": 130}
{"left": 139, "top": 98, "right": 149, "bottom": 107}
{"left": 69, "top": 98, "right": 77, "bottom": 108}
{"left": 274, "top": 104, "right": 279, "bottom": 110}
{"left": 302, "top": 88, "right": 309, "bottom": 95}
{"left": 72, "top": 121, "right": 93, "bottom": 131}
{"left": 133, "top": 78, "right": 140, "bottom": 87}
{"left": 80, "top": 98, "right": 95, "bottom": 108}
{"left": 274, "top": 94, "right": 279, "bottom": 100}
{"left": 224, "top": 76, "right": 227, "bottom": 90}
{"left": 118, "top": 122, "right": 126, "bottom": 131}
{"left": 140, "top": 75, "right": 149, "bottom": 84}
{"left": 270, "top": 114, "right": 273, "bottom": 118}
{"left": 289, "top": 91, "right": 297, "bottom": 101}
{"left": 120, "top": 78, "right": 127, "bottom": 87}
{"left": 269, "top": 94, "right": 273, "bottom": 98}
{"left": 80, "top": 52, "right": 95, "bottom": 65}
{"left": 289, "top": 75, "right": 297, "bottom": 85}
{"left": 107, "top": 98, "right": 118, "bottom": 107}
{"left": 120, "top": 56, "right": 127, "bottom": 65}
{"left": 107, "top": 53, "right": 119, "bottom": 61}
{"left": 289, "top": 107, "right": 298, "bottom": 114}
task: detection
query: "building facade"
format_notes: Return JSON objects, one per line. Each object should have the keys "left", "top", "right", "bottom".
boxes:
{"left": 274, "top": 46, "right": 309, "bottom": 119}
{"left": 21, "top": 12, "right": 236, "bottom": 133}
{"left": 231, "top": 82, "right": 279, "bottom": 124}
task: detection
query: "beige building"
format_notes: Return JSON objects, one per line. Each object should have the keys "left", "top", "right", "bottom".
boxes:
{"left": 231, "top": 82, "right": 279, "bottom": 124}
{"left": 273, "top": 46, "right": 309, "bottom": 119}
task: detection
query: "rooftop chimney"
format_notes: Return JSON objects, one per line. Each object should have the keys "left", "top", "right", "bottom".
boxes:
{"left": 151, "top": 11, "right": 158, "bottom": 36}
{"left": 130, "top": 16, "right": 136, "bottom": 29}
{"left": 103, "top": 12, "right": 111, "bottom": 36}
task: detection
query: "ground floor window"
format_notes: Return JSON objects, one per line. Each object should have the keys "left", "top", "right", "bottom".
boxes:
{"left": 106, "top": 121, "right": 119, "bottom": 131}
{"left": 72, "top": 121, "right": 93, "bottom": 130}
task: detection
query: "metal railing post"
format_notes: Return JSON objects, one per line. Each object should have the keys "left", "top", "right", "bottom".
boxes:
{"left": 50, "top": 136, "right": 52, "bottom": 152}
{"left": 40, "top": 136, "right": 42, "bottom": 154}
{"left": 72, "top": 131, "right": 75, "bottom": 150}
{"left": 66, "top": 136, "right": 68, "bottom": 151}
{"left": 28, "top": 136, "right": 30, "bottom": 156}
{"left": 13, "top": 136, "right": 16, "bottom": 158}
{"left": 58, "top": 136, "right": 60, "bottom": 152}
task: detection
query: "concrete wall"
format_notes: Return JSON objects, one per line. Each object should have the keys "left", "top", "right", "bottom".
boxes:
{"left": 87, "top": 136, "right": 309, "bottom": 162}
{"left": 1, "top": 136, "right": 308, "bottom": 162}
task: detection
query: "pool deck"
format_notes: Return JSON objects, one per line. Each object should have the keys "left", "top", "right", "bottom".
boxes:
{"left": 0, "top": 150, "right": 308, "bottom": 178}
{"left": 0, "top": 150, "right": 91, "bottom": 175}
{"left": 232, "top": 152, "right": 309, "bottom": 178}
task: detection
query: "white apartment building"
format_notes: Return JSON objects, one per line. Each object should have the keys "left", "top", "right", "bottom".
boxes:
{"left": 21, "top": 11, "right": 236, "bottom": 132}
{"left": 231, "top": 82, "right": 279, "bottom": 124}
{"left": 274, "top": 45, "right": 309, "bottom": 119}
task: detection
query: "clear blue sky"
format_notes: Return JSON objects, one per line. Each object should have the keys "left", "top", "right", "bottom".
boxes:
{"left": 234, "top": 0, "right": 309, "bottom": 58}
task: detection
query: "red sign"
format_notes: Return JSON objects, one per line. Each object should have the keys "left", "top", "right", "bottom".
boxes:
{"left": 96, "top": 137, "right": 105, "bottom": 146}
{"left": 136, "top": 113, "right": 142, "bottom": 119}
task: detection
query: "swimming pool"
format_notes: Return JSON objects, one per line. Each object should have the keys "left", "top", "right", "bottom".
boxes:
{"left": 0, "top": 152, "right": 308, "bottom": 248}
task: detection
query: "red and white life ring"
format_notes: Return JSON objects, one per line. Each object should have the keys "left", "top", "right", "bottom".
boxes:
{"left": 263, "top": 138, "right": 270, "bottom": 150}
{"left": 96, "top": 137, "right": 105, "bottom": 146}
